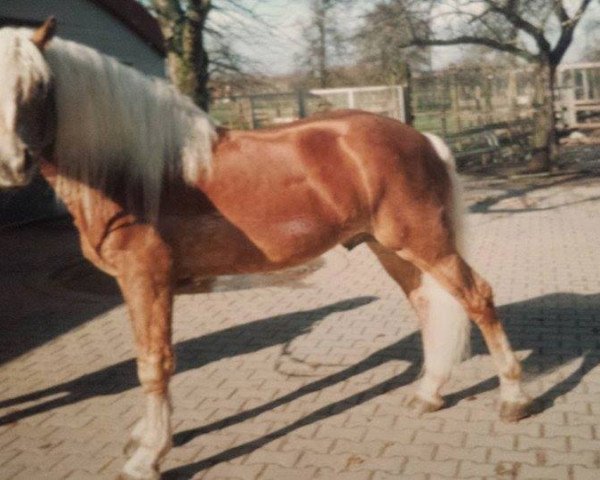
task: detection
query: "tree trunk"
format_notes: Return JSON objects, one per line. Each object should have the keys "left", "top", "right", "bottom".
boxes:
{"left": 316, "top": 1, "right": 328, "bottom": 88}
{"left": 154, "top": 1, "right": 212, "bottom": 111}
{"left": 527, "top": 61, "right": 558, "bottom": 172}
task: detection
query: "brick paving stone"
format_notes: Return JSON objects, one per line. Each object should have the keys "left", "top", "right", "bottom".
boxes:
{"left": 328, "top": 471, "right": 374, "bottom": 480}
{"left": 435, "top": 444, "right": 488, "bottom": 463}
{"left": 0, "top": 448, "right": 20, "bottom": 469}
{"left": 441, "top": 418, "right": 493, "bottom": 435}
{"left": 572, "top": 465, "right": 600, "bottom": 480}
{"left": 570, "top": 437, "right": 600, "bottom": 452}
{"left": 543, "top": 422, "right": 594, "bottom": 440}
{"left": 465, "top": 432, "right": 516, "bottom": 450}
{"left": 566, "top": 412, "right": 600, "bottom": 426}
{"left": 488, "top": 447, "right": 538, "bottom": 465}
{"left": 316, "top": 424, "right": 368, "bottom": 443}
{"left": 414, "top": 430, "right": 465, "bottom": 448}
{"left": 381, "top": 442, "right": 435, "bottom": 461}
{"left": 244, "top": 449, "right": 301, "bottom": 468}
{"left": 404, "top": 458, "right": 459, "bottom": 477}
{"left": 541, "top": 450, "right": 600, "bottom": 468}
{"left": 331, "top": 439, "right": 387, "bottom": 457}
{"left": 459, "top": 460, "right": 501, "bottom": 478}
{"left": 296, "top": 451, "right": 350, "bottom": 471}
{"left": 0, "top": 464, "right": 25, "bottom": 480}
{"left": 493, "top": 418, "right": 543, "bottom": 437}
{"left": 10, "top": 467, "right": 60, "bottom": 480}
{"left": 202, "top": 463, "right": 265, "bottom": 480}
{"left": 362, "top": 426, "right": 415, "bottom": 444}
{"left": 341, "top": 455, "right": 405, "bottom": 475}
{"left": 517, "top": 435, "right": 569, "bottom": 452}
{"left": 518, "top": 464, "right": 570, "bottom": 479}
{"left": 259, "top": 465, "right": 318, "bottom": 480}
{"left": 373, "top": 473, "right": 427, "bottom": 480}
{"left": 278, "top": 436, "right": 334, "bottom": 454}
{"left": 63, "top": 471, "right": 102, "bottom": 480}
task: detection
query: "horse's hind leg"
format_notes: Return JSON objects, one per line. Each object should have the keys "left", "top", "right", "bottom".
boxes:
{"left": 109, "top": 228, "right": 175, "bottom": 480}
{"left": 397, "top": 247, "right": 531, "bottom": 421}
{"left": 368, "top": 241, "right": 470, "bottom": 414}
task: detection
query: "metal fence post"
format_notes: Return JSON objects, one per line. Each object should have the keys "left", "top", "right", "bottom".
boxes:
{"left": 298, "top": 90, "right": 307, "bottom": 118}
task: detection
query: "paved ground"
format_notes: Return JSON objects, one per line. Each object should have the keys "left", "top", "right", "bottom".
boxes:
{"left": 1, "top": 161, "right": 600, "bottom": 479}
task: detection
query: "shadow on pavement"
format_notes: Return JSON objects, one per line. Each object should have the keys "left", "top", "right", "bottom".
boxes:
{"left": 163, "top": 291, "right": 600, "bottom": 479}
{"left": 0, "top": 296, "right": 377, "bottom": 426}
{"left": 0, "top": 219, "right": 122, "bottom": 364}
{"left": 468, "top": 171, "right": 600, "bottom": 215}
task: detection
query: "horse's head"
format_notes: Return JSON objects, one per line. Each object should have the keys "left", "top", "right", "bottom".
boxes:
{"left": 0, "top": 18, "right": 56, "bottom": 188}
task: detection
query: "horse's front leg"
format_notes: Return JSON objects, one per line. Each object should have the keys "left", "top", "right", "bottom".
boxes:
{"left": 113, "top": 239, "right": 175, "bottom": 480}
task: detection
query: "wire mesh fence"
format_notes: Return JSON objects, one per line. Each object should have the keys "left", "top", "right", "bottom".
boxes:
{"left": 211, "top": 85, "right": 407, "bottom": 129}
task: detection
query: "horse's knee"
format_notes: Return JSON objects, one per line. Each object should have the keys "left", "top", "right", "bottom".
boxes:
{"left": 137, "top": 353, "right": 175, "bottom": 394}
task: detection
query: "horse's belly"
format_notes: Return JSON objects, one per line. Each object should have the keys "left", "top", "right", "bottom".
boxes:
{"left": 163, "top": 212, "right": 341, "bottom": 278}
{"left": 246, "top": 214, "right": 343, "bottom": 263}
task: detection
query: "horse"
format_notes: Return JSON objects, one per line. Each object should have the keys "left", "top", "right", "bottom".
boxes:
{"left": 0, "top": 18, "right": 531, "bottom": 480}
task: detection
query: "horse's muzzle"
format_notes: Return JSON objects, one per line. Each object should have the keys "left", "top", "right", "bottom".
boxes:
{"left": 0, "top": 151, "right": 37, "bottom": 188}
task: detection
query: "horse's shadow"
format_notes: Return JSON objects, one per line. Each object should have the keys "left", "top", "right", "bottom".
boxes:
{"left": 1, "top": 290, "right": 598, "bottom": 479}
{"left": 160, "top": 292, "right": 600, "bottom": 478}
{"left": 0, "top": 296, "right": 377, "bottom": 425}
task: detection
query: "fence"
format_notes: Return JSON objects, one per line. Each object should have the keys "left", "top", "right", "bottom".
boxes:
{"left": 211, "top": 85, "right": 407, "bottom": 129}
{"left": 410, "top": 65, "right": 536, "bottom": 136}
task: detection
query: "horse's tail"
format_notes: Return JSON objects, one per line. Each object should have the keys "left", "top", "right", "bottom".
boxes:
{"left": 420, "top": 132, "right": 471, "bottom": 365}
{"left": 422, "top": 132, "right": 465, "bottom": 252}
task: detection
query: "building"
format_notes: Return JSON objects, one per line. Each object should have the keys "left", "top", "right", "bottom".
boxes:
{"left": 0, "top": 0, "right": 165, "bottom": 76}
{"left": 0, "top": 0, "right": 166, "bottom": 225}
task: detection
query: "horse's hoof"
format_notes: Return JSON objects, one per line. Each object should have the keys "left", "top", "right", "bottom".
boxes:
{"left": 406, "top": 394, "right": 444, "bottom": 415}
{"left": 499, "top": 400, "right": 531, "bottom": 423}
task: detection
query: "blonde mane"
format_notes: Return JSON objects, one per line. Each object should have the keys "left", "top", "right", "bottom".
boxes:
{"left": 3, "top": 28, "right": 216, "bottom": 218}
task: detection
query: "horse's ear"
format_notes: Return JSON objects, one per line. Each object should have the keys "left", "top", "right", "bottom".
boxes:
{"left": 32, "top": 17, "right": 57, "bottom": 50}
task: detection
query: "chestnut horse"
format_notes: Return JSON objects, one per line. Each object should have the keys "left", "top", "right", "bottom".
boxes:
{"left": 0, "top": 19, "right": 531, "bottom": 480}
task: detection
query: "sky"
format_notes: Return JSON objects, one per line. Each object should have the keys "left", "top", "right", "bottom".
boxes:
{"left": 215, "top": 0, "right": 600, "bottom": 76}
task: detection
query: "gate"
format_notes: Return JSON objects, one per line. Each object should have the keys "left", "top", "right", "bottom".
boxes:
{"left": 557, "top": 62, "right": 600, "bottom": 130}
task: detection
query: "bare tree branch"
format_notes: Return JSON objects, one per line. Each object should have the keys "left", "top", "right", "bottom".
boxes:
{"left": 550, "top": 0, "right": 593, "bottom": 65}
{"left": 485, "top": 0, "right": 551, "bottom": 53}
{"left": 411, "top": 34, "right": 537, "bottom": 61}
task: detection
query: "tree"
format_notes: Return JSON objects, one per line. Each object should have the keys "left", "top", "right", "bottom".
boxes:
{"left": 354, "top": 0, "right": 431, "bottom": 86}
{"left": 375, "top": 0, "right": 594, "bottom": 171}
{"left": 298, "top": 0, "right": 352, "bottom": 88}
{"left": 152, "top": 0, "right": 212, "bottom": 110}
{"left": 150, "top": 0, "right": 263, "bottom": 110}
{"left": 582, "top": 10, "right": 600, "bottom": 61}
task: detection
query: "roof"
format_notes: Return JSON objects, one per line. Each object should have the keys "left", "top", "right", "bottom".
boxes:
{"left": 92, "top": 0, "right": 165, "bottom": 55}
